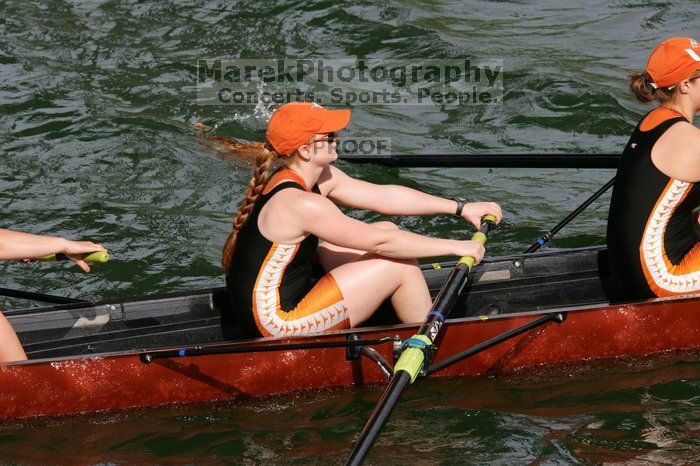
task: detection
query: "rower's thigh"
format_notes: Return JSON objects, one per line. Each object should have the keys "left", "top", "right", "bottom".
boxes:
{"left": 330, "top": 252, "right": 420, "bottom": 326}
{"left": 317, "top": 221, "right": 399, "bottom": 271}
{"left": 0, "top": 312, "right": 26, "bottom": 362}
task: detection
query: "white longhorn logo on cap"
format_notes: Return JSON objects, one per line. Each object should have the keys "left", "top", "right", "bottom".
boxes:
{"left": 311, "top": 103, "right": 323, "bottom": 109}
{"left": 685, "top": 48, "right": 700, "bottom": 62}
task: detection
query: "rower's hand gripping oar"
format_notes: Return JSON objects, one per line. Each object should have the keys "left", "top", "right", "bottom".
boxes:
{"left": 346, "top": 215, "right": 498, "bottom": 466}
{"left": 4, "top": 251, "right": 109, "bottom": 304}
{"left": 38, "top": 251, "right": 110, "bottom": 263}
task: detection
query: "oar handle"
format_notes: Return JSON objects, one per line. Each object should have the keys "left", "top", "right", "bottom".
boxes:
{"left": 38, "top": 251, "right": 110, "bottom": 263}
{"left": 393, "top": 214, "right": 498, "bottom": 382}
{"left": 458, "top": 214, "right": 498, "bottom": 270}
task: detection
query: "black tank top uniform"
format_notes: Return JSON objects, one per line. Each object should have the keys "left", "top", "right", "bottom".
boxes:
{"left": 225, "top": 168, "right": 323, "bottom": 337}
{"left": 607, "top": 111, "right": 700, "bottom": 300}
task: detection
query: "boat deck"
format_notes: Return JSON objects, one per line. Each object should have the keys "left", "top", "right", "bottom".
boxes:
{"left": 8, "top": 246, "right": 613, "bottom": 360}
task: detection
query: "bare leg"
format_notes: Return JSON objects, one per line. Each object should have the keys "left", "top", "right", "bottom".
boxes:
{"left": 316, "top": 222, "right": 431, "bottom": 326}
{"left": 0, "top": 312, "right": 27, "bottom": 362}
{"left": 329, "top": 253, "right": 432, "bottom": 326}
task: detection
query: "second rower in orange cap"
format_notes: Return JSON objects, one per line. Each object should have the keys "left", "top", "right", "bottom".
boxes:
{"left": 608, "top": 37, "right": 700, "bottom": 300}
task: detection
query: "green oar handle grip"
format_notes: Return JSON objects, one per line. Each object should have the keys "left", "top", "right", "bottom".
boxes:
{"left": 39, "top": 251, "right": 110, "bottom": 263}
{"left": 480, "top": 214, "right": 498, "bottom": 233}
{"left": 459, "top": 214, "right": 498, "bottom": 271}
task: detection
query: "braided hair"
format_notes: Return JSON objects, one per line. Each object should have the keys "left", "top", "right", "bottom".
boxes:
{"left": 221, "top": 144, "right": 278, "bottom": 274}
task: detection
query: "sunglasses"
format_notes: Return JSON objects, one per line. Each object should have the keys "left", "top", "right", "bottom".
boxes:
{"left": 313, "top": 132, "right": 337, "bottom": 144}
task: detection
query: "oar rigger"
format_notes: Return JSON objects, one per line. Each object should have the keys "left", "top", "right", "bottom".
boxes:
{"left": 395, "top": 336, "right": 437, "bottom": 378}
{"left": 139, "top": 335, "right": 398, "bottom": 364}
{"left": 345, "top": 333, "right": 398, "bottom": 380}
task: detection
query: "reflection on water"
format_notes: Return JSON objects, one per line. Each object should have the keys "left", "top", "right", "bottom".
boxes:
{"left": 1, "top": 350, "right": 700, "bottom": 464}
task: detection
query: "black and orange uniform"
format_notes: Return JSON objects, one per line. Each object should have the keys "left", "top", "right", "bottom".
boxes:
{"left": 607, "top": 107, "right": 700, "bottom": 300}
{"left": 225, "top": 167, "right": 350, "bottom": 338}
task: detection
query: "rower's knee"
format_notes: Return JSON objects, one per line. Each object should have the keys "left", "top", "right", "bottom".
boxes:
{"left": 401, "top": 257, "right": 420, "bottom": 269}
{"left": 382, "top": 255, "right": 421, "bottom": 277}
{"left": 402, "top": 258, "right": 424, "bottom": 280}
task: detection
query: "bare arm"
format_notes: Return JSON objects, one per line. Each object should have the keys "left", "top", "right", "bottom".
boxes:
{"left": 294, "top": 194, "right": 485, "bottom": 262}
{"left": 318, "top": 165, "right": 502, "bottom": 227}
{"left": 652, "top": 123, "right": 700, "bottom": 183}
{"left": 319, "top": 166, "right": 453, "bottom": 214}
{"left": 0, "top": 229, "right": 106, "bottom": 272}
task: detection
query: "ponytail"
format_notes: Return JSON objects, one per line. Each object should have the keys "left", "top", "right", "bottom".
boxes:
{"left": 221, "top": 144, "right": 277, "bottom": 274}
{"left": 629, "top": 71, "right": 677, "bottom": 104}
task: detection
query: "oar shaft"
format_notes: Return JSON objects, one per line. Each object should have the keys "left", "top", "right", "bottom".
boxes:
{"left": 346, "top": 371, "right": 411, "bottom": 466}
{"left": 346, "top": 216, "right": 497, "bottom": 465}
{"left": 0, "top": 287, "right": 89, "bottom": 305}
{"left": 339, "top": 153, "right": 621, "bottom": 169}
{"left": 525, "top": 176, "right": 615, "bottom": 253}
{"left": 412, "top": 218, "right": 496, "bottom": 355}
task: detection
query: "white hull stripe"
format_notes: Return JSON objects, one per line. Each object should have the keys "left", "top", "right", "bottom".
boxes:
{"left": 254, "top": 243, "right": 347, "bottom": 336}
{"left": 641, "top": 180, "right": 700, "bottom": 294}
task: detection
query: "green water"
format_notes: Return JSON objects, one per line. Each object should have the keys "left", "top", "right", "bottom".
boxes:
{"left": 0, "top": 0, "right": 699, "bottom": 463}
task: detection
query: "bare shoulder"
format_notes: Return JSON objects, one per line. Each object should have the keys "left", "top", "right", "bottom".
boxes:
{"left": 265, "top": 187, "right": 313, "bottom": 209}
{"left": 293, "top": 189, "right": 338, "bottom": 216}
{"left": 258, "top": 189, "right": 333, "bottom": 243}
{"left": 652, "top": 121, "right": 700, "bottom": 182}
{"left": 317, "top": 165, "right": 351, "bottom": 195}
{"left": 668, "top": 120, "right": 700, "bottom": 137}
{"left": 266, "top": 188, "right": 335, "bottom": 216}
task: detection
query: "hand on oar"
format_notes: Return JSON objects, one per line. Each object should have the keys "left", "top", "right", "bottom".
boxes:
{"left": 38, "top": 241, "right": 108, "bottom": 272}
{"left": 458, "top": 201, "right": 503, "bottom": 229}
{"left": 453, "top": 240, "right": 485, "bottom": 264}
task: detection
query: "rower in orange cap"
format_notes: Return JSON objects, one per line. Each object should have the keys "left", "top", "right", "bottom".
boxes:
{"left": 221, "top": 101, "right": 502, "bottom": 338}
{"left": 608, "top": 37, "right": 700, "bottom": 300}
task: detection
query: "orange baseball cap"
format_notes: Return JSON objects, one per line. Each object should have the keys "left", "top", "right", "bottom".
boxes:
{"left": 266, "top": 102, "right": 351, "bottom": 155}
{"left": 646, "top": 37, "right": 700, "bottom": 88}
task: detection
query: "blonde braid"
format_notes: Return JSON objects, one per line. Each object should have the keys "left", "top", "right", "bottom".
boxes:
{"left": 222, "top": 145, "right": 277, "bottom": 274}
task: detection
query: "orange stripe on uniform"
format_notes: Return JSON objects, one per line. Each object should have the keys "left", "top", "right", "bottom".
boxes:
{"left": 279, "top": 274, "right": 349, "bottom": 335}
{"left": 262, "top": 167, "right": 308, "bottom": 195}
{"left": 640, "top": 179, "right": 700, "bottom": 297}
{"left": 252, "top": 242, "right": 300, "bottom": 337}
{"left": 283, "top": 274, "right": 345, "bottom": 318}
{"left": 640, "top": 180, "right": 676, "bottom": 291}
{"left": 671, "top": 243, "right": 700, "bottom": 275}
{"left": 639, "top": 107, "right": 685, "bottom": 132}
{"left": 254, "top": 272, "right": 349, "bottom": 337}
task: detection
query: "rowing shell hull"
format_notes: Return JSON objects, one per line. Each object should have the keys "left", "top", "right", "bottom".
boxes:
{"left": 2, "top": 295, "right": 700, "bottom": 420}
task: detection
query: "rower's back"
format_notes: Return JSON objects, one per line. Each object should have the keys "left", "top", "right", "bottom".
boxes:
{"left": 224, "top": 167, "right": 322, "bottom": 338}
{"left": 607, "top": 107, "right": 700, "bottom": 300}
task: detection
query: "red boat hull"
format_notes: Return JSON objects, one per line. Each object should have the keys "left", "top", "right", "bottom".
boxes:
{"left": 2, "top": 296, "right": 700, "bottom": 420}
